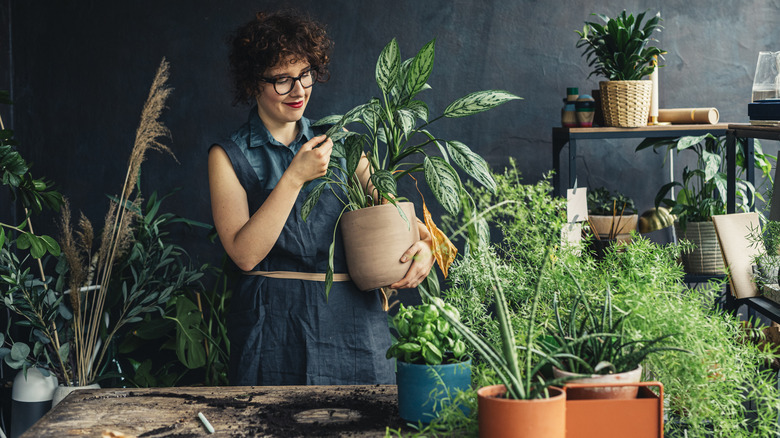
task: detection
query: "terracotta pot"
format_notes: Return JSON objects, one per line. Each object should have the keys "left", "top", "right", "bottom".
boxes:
{"left": 553, "top": 365, "right": 642, "bottom": 400}
{"left": 477, "top": 384, "right": 566, "bottom": 438}
{"left": 340, "top": 202, "right": 420, "bottom": 291}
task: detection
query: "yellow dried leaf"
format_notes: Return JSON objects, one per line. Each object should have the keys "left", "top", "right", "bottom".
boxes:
{"left": 422, "top": 202, "right": 457, "bottom": 277}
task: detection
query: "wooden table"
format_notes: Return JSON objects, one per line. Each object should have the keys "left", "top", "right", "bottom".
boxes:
{"left": 22, "top": 385, "right": 406, "bottom": 437}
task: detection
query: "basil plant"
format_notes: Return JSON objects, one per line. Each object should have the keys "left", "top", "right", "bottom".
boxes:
{"left": 303, "top": 38, "right": 520, "bottom": 294}
{"left": 386, "top": 297, "right": 467, "bottom": 365}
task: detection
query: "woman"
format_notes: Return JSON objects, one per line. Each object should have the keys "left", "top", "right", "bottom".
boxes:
{"left": 208, "top": 10, "right": 434, "bottom": 385}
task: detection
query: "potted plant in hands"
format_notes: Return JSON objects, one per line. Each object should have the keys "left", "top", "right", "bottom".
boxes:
{"left": 548, "top": 284, "right": 688, "bottom": 400}
{"left": 305, "top": 37, "right": 520, "bottom": 294}
{"left": 636, "top": 133, "right": 774, "bottom": 275}
{"left": 576, "top": 10, "right": 664, "bottom": 127}
{"left": 386, "top": 296, "right": 470, "bottom": 424}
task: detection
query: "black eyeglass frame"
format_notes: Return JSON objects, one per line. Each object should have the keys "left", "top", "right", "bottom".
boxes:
{"left": 260, "top": 68, "right": 318, "bottom": 96}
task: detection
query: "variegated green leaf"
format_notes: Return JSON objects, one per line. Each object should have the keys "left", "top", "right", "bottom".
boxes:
{"left": 424, "top": 156, "right": 462, "bottom": 215}
{"left": 407, "top": 100, "right": 429, "bottom": 122}
{"left": 328, "top": 130, "right": 351, "bottom": 143}
{"left": 392, "top": 58, "right": 415, "bottom": 104}
{"left": 406, "top": 39, "right": 435, "bottom": 98}
{"left": 371, "top": 169, "right": 398, "bottom": 197}
{"left": 362, "top": 99, "right": 383, "bottom": 131}
{"left": 331, "top": 138, "right": 346, "bottom": 158}
{"left": 301, "top": 180, "right": 327, "bottom": 221}
{"left": 325, "top": 239, "right": 335, "bottom": 300}
{"left": 447, "top": 140, "right": 496, "bottom": 193}
{"left": 443, "top": 90, "right": 522, "bottom": 118}
{"left": 313, "top": 114, "right": 343, "bottom": 126}
{"left": 376, "top": 39, "right": 400, "bottom": 94}
{"left": 395, "top": 109, "right": 417, "bottom": 136}
{"left": 344, "top": 135, "right": 364, "bottom": 177}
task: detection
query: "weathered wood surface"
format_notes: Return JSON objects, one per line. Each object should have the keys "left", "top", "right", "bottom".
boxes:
{"left": 22, "top": 385, "right": 404, "bottom": 437}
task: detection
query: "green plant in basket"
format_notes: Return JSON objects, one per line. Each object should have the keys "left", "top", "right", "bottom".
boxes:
{"left": 303, "top": 38, "right": 520, "bottom": 294}
{"left": 576, "top": 10, "right": 664, "bottom": 81}
{"left": 587, "top": 187, "right": 636, "bottom": 216}
{"left": 386, "top": 297, "right": 467, "bottom": 366}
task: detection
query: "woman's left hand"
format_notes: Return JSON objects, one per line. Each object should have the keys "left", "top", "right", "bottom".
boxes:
{"left": 390, "top": 224, "right": 434, "bottom": 289}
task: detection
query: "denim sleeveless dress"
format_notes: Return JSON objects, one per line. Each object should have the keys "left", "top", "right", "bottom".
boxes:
{"left": 214, "top": 108, "right": 394, "bottom": 385}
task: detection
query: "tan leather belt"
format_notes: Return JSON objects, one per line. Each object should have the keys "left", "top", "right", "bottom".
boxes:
{"left": 242, "top": 270, "right": 391, "bottom": 311}
{"left": 243, "top": 270, "right": 351, "bottom": 281}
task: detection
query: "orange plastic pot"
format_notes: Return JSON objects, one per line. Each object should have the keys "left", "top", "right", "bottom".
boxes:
{"left": 477, "top": 384, "right": 566, "bottom": 438}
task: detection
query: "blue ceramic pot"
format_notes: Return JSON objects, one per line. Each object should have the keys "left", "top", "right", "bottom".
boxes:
{"left": 396, "top": 359, "right": 472, "bottom": 423}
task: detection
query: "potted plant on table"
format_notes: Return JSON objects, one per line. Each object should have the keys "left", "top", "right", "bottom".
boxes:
{"left": 386, "top": 296, "right": 470, "bottom": 424}
{"left": 305, "top": 37, "right": 520, "bottom": 295}
{"left": 575, "top": 10, "right": 664, "bottom": 128}
{"left": 636, "top": 133, "right": 774, "bottom": 275}
{"left": 547, "top": 284, "right": 688, "bottom": 400}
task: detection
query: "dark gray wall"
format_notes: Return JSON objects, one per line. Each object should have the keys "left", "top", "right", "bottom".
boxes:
{"left": 5, "top": 0, "right": 780, "bottom": 268}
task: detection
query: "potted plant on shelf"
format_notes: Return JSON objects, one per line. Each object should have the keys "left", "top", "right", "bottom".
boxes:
{"left": 575, "top": 10, "right": 664, "bottom": 127}
{"left": 547, "top": 284, "right": 688, "bottom": 400}
{"left": 386, "top": 297, "right": 470, "bottom": 424}
{"left": 305, "top": 37, "right": 520, "bottom": 295}
{"left": 636, "top": 133, "right": 774, "bottom": 275}
{"left": 586, "top": 186, "right": 637, "bottom": 259}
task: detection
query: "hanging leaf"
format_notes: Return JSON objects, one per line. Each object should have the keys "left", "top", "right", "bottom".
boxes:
{"left": 376, "top": 39, "right": 401, "bottom": 94}
{"left": 443, "top": 90, "right": 521, "bottom": 118}
{"left": 405, "top": 38, "right": 435, "bottom": 98}
{"left": 422, "top": 202, "right": 457, "bottom": 277}
{"left": 301, "top": 180, "right": 327, "bottom": 221}
{"left": 168, "top": 297, "right": 206, "bottom": 369}
{"left": 446, "top": 140, "right": 496, "bottom": 193}
{"left": 344, "top": 135, "right": 363, "bottom": 178}
{"left": 424, "top": 157, "right": 461, "bottom": 216}
{"left": 395, "top": 108, "right": 416, "bottom": 137}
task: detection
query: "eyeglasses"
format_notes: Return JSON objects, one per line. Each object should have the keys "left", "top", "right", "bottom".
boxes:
{"left": 261, "top": 68, "right": 318, "bottom": 95}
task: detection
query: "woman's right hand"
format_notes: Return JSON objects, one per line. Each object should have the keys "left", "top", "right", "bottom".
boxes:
{"left": 287, "top": 134, "right": 333, "bottom": 187}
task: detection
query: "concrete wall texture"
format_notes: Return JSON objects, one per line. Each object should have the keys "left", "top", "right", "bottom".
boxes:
{"left": 4, "top": 0, "right": 780, "bottom": 267}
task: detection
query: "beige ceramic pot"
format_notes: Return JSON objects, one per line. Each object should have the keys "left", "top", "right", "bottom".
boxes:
{"left": 340, "top": 202, "right": 420, "bottom": 291}
{"left": 477, "top": 384, "right": 566, "bottom": 438}
{"left": 588, "top": 214, "right": 638, "bottom": 243}
{"left": 553, "top": 365, "right": 642, "bottom": 400}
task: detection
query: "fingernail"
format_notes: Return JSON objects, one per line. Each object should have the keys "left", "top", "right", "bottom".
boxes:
{"left": 400, "top": 256, "right": 408, "bottom": 262}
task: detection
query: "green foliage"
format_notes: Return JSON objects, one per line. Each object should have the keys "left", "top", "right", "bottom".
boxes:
{"left": 305, "top": 38, "right": 519, "bottom": 296}
{"left": 0, "top": 98, "right": 63, "bottom": 259}
{"left": 386, "top": 298, "right": 467, "bottom": 365}
{"left": 637, "top": 134, "right": 774, "bottom": 229}
{"left": 549, "top": 285, "right": 688, "bottom": 375}
{"left": 576, "top": 10, "right": 665, "bottom": 81}
{"left": 119, "top": 257, "right": 231, "bottom": 387}
{"left": 587, "top": 186, "right": 636, "bottom": 216}
{"left": 432, "top": 161, "right": 780, "bottom": 436}
{"left": 310, "top": 37, "right": 517, "bottom": 216}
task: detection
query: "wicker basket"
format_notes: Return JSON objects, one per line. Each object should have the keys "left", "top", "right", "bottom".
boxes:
{"left": 675, "top": 221, "right": 726, "bottom": 275}
{"left": 599, "top": 80, "right": 652, "bottom": 128}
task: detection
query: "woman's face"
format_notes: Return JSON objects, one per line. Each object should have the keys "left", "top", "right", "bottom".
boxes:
{"left": 255, "top": 57, "right": 312, "bottom": 128}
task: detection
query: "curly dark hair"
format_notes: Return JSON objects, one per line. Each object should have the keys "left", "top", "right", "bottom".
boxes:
{"left": 229, "top": 9, "right": 333, "bottom": 105}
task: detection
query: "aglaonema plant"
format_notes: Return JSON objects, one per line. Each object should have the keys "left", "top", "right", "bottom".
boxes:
{"left": 303, "top": 38, "right": 520, "bottom": 295}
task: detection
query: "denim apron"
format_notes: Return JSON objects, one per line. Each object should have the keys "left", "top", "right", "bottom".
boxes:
{"left": 215, "top": 110, "right": 394, "bottom": 385}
